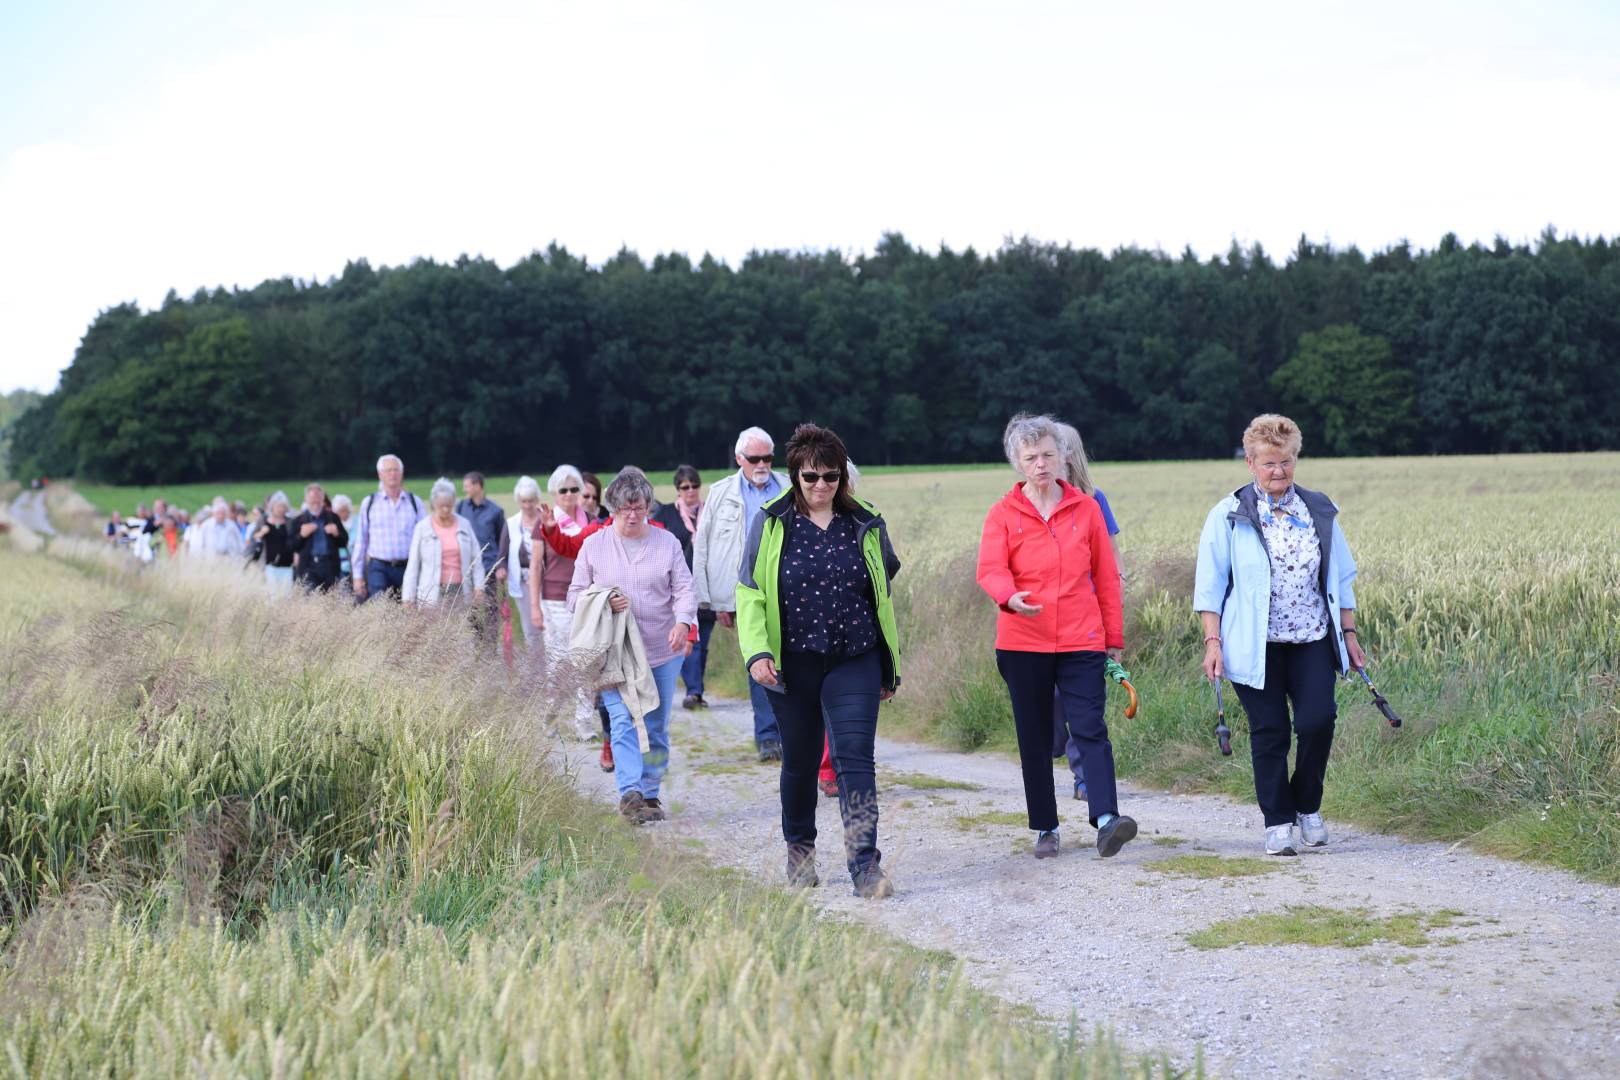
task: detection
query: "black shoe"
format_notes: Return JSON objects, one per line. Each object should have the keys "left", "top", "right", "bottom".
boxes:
{"left": 757, "top": 740, "right": 783, "bottom": 763}
{"left": 618, "top": 791, "right": 648, "bottom": 824}
{"left": 641, "top": 797, "right": 667, "bottom": 822}
{"left": 852, "top": 864, "right": 894, "bottom": 899}
{"left": 692, "top": 694, "right": 709, "bottom": 709}
{"left": 1034, "top": 829, "right": 1060, "bottom": 859}
{"left": 786, "top": 845, "right": 818, "bottom": 888}
{"left": 1096, "top": 814, "right": 1138, "bottom": 857}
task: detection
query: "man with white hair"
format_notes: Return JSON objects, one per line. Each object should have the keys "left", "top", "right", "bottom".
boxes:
{"left": 352, "top": 453, "right": 425, "bottom": 602}
{"left": 193, "top": 497, "right": 246, "bottom": 558}
{"left": 692, "top": 425, "right": 790, "bottom": 760}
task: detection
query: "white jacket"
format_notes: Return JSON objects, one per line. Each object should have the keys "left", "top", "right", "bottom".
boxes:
{"left": 690, "top": 469, "right": 788, "bottom": 611}
{"left": 403, "top": 514, "right": 486, "bottom": 607}
{"left": 570, "top": 585, "right": 659, "bottom": 721}
{"left": 505, "top": 511, "right": 534, "bottom": 599}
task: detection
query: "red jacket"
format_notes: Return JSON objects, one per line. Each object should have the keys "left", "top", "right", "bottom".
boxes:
{"left": 976, "top": 481, "right": 1123, "bottom": 653}
{"left": 536, "top": 517, "right": 664, "bottom": 560}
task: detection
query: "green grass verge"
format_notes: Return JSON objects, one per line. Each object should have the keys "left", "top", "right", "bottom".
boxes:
{"left": 1186, "top": 906, "right": 1465, "bottom": 950}
{"left": 1144, "top": 855, "right": 1284, "bottom": 879}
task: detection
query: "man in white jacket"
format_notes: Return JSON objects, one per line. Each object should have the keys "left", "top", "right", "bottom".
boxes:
{"left": 692, "top": 425, "right": 789, "bottom": 760}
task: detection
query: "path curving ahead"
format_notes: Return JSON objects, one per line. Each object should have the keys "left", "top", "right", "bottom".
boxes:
{"left": 8, "top": 490, "right": 57, "bottom": 536}
{"left": 569, "top": 698, "right": 1620, "bottom": 1078}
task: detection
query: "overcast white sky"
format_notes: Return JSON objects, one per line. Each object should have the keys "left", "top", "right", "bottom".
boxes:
{"left": 3, "top": 0, "right": 1617, "bottom": 393}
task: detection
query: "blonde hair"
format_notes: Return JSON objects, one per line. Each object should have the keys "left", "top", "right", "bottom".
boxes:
{"left": 1242, "top": 414, "right": 1303, "bottom": 459}
{"left": 1053, "top": 421, "right": 1094, "bottom": 495}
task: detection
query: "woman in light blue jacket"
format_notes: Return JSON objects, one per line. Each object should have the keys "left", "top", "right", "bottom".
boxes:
{"left": 1193, "top": 415, "right": 1367, "bottom": 857}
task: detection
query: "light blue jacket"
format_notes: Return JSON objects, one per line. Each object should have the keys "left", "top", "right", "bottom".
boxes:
{"left": 1193, "top": 484, "right": 1358, "bottom": 690}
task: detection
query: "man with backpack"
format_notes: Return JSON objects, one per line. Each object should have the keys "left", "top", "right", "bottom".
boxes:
{"left": 351, "top": 454, "right": 425, "bottom": 602}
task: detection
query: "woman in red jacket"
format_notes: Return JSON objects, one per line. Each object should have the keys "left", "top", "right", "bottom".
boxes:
{"left": 976, "top": 413, "right": 1137, "bottom": 861}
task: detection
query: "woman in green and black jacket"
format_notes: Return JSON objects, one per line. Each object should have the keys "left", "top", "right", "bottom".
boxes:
{"left": 736, "top": 423, "right": 902, "bottom": 900}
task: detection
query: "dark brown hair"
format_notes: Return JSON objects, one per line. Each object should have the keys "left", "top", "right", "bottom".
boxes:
{"left": 785, "top": 423, "right": 859, "bottom": 515}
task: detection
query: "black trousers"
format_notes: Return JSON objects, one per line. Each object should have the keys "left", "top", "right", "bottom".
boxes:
{"left": 767, "top": 649, "right": 882, "bottom": 879}
{"left": 996, "top": 649, "right": 1118, "bottom": 830}
{"left": 297, "top": 554, "right": 340, "bottom": 592}
{"left": 1231, "top": 636, "right": 1338, "bottom": 827}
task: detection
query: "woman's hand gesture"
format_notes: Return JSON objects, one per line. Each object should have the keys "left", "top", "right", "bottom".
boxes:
{"left": 668, "top": 622, "right": 692, "bottom": 657}
{"left": 1006, "top": 590, "right": 1043, "bottom": 616}
{"left": 1202, "top": 640, "right": 1223, "bottom": 681}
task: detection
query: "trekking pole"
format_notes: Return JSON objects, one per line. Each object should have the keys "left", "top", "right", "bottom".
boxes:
{"left": 1355, "top": 664, "right": 1402, "bottom": 728}
{"left": 1105, "top": 657, "right": 1138, "bottom": 719}
{"left": 1211, "top": 676, "right": 1232, "bottom": 756}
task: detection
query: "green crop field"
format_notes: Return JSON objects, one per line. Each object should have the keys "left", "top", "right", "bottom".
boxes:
{"left": 63, "top": 452, "right": 1620, "bottom": 880}
{"left": 0, "top": 540, "right": 1175, "bottom": 1078}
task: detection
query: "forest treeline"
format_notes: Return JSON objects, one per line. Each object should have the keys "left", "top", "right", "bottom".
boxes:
{"left": 10, "top": 229, "right": 1620, "bottom": 484}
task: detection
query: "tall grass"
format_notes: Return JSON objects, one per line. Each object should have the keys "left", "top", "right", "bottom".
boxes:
{"left": 0, "top": 541, "right": 1185, "bottom": 1078}
{"left": 861, "top": 454, "right": 1620, "bottom": 882}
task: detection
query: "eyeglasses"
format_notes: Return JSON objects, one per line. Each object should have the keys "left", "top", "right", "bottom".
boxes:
{"left": 799, "top": 471, "right": 842, "bottom": 486}
{"left": 618, "top": 505, "right": 647, "bottom": 516}
{"left": 581, "top": 492, "right": 599, "bottom": 502}
{"left": 557, "top": 486, "right": 581, "bottom": 494}
{"left": 1257, "top": 461, "right": 1294, "bottom": 473}
{"left": 743, "top": 454, "right": 773, "bottom": 465}
{"left": 676, "top": 483, "right": 700, "bottom": 491}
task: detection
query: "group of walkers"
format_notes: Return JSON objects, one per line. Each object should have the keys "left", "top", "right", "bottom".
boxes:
{"left": 108, "top": 409, "right": 1365, "bottom": 899}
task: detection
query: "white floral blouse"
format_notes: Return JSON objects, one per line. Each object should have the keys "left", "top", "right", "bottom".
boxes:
{"left": 1255, "top": 483, "right": 1329, "bottom": 644}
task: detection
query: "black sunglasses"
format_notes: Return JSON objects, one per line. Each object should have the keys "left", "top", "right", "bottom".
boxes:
{"left": 743, "top": 454, "right": 773, "bottom": 464}
{"left": 676, "top": 483, "right": 700, "bottom": 491}
{"left": 556, "top": 486, "right": 581, "bottom": 494}
{"left": 799, "top": 471, "right": 842, "bottom": 485}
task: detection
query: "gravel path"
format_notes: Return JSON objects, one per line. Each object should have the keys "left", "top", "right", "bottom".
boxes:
{"left": 568, "top": 697, "right": 1620, "bottom": 1078}
{"left": 7, "top": 491, "right": 56, "bottom": 536}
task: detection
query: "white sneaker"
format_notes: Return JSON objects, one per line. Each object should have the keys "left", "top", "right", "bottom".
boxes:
{"left": 1297, "top": 812, "right": 1328, "bottom": 847}
{"left": 1264, "top": 823, "right": 1297, "bottom": 856}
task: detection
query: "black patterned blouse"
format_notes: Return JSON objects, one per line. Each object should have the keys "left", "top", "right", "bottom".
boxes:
{"left": 781, "top": 511, "right": 879, "bottom": 656}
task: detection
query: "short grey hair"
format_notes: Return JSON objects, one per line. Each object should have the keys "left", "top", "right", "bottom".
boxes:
{"left": 211, "top": 497, "right": 229, "bottom": 512}
{"left": 603, "top": 467, "right": 655, "bottom": 513}
{"left": 734, "top": 426, "right": 774, "bottom": 455}
{"left": 331, "top": 494, "right": 353, "bottom": 512}
{"left": 1002, "top": 413, "right": 1063, "bottom": 471}
{"left": 429, "top": 477, "right": 457, "bottom": 507}
{"left": 547, "top": 464, "right": 584, "bottom": 494}
{"left": 514, "top": 475, "right": 542, "bottom": 502}
{"left": 267, "top": 490, "right": 291, "bottom": 512}
{"left": 376, "top": 454, "right": 403, "bottom": 474}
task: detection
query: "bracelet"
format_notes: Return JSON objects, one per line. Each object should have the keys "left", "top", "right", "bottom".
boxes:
{"left": 1342, "top": 628, "right": 1357, "bottom": 636}
{"left": 1203, "top": 635, "right": 1222, "bottom": 644}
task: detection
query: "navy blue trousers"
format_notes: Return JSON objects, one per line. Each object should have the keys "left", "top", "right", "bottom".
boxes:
{"left": 997, "top": 649, "right": 1119, "bottom": 830}
{"left": 768, "top": 649, "right": 882, "bottom": 879}
{"left": 1231, "top": 636, "right": 1338, "bottom": 827}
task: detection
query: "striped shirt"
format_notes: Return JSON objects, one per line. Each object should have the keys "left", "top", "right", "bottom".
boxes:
{"left": 567, "top": 526, "right": 698, "bottom": 667}
{"left": 351, "top": 488, "right": 426, "bottom": 578}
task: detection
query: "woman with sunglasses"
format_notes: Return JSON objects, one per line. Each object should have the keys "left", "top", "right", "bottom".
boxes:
{"left": 736, "top": 424, "right": 902, "bottom": 899}
{"left": 1194, "top": 414, "right": 1365, "bottom": 856}
{"left": 531, "top": 464, "right": 599, "bottom": 742}
{"left": 652, "top": 466, "right": 714, "bottom": 709}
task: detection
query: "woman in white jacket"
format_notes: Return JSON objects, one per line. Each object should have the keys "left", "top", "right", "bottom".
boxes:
{"left": 505, "top": 475, "right": 546, "bottom": 655}
{"left": 403, "top": 478, "right": 485, "bottom": 608}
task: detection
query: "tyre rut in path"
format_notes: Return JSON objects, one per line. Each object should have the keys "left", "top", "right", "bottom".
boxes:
{"left": 568, "top": 697, "right": 1620, "bottom": 1078}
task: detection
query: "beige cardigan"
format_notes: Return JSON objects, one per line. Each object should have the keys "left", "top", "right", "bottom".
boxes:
{"left": 569, "top": 584, "right": 659, "bottom": 721}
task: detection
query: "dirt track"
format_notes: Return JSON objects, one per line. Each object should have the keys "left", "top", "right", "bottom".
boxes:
{"left": 570, "top": 698, "right": 1620, "bottom": 1078}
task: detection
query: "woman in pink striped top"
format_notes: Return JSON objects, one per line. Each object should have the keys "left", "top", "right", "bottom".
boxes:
{"left": 568, "top": 467, "right": 698, "bottom": 823}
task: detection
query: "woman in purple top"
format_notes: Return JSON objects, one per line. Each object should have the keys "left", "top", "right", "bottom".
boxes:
{"left": 568, "top": 467, "right": 697, "bottom": 824}
{"left": 1051, "top": 422, "right": 1125, "bottom": 802}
